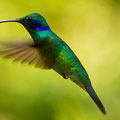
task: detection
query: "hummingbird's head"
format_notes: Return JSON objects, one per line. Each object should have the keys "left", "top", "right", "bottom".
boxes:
{"left": 0, "top": 13, "right": 50, "bottom": 32}
{"left": 18, "top": 13, "right": 50, "bottom": 32}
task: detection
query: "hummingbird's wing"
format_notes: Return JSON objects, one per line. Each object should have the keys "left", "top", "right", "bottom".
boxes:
{"left": 0, "top": 39, "right": 54, "bottom": 69}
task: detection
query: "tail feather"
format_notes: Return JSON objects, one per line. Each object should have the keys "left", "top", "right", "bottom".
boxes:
{"left": 85, "top": 86, "right": 106, "bottom": 114}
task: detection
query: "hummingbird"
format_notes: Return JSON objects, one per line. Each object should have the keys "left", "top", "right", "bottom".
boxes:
{"left": 0, "top": 13, "right": 106, "bottom": 114}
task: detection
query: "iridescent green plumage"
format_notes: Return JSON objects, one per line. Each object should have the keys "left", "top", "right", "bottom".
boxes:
{"left": 0, "top": 13, "right": 106, "bottom": 114}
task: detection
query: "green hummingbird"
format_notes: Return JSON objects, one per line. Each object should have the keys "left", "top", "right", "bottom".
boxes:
{"left": 0, "top": 13, "right": 106, "bottom": 114}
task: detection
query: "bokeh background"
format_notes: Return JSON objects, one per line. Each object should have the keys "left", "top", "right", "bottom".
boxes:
{"left": 0, "top": 0, "right": 120, "bottom": 120}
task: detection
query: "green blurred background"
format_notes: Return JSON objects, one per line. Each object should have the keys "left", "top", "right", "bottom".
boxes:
{"left": 0, "top": 0, "right": 120, "bottom": 120}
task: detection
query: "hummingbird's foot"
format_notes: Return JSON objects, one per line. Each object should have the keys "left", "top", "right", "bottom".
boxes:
{"left": 62, "top": 73, "right": 68, "bottom": 79}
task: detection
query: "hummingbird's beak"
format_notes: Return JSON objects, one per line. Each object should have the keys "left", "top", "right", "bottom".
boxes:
{"left": 85, "top": 86, "right": 106, "bottom": 115}
{"left": 0, "top": 19, "right": 19, "bottom": 23}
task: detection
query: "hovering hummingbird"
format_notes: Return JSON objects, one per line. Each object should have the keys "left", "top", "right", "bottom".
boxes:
{"left": 0, "top": 13, "right": 106, "bottom": 114}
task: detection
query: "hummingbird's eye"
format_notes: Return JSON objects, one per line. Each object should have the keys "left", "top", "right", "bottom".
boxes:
{"left": 24, "top": 17, "right": 31, "bottom": 22}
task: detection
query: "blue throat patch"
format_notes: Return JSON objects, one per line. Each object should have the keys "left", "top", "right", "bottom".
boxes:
{"left": 27, "top": 19, "right": 49, "bottom": 31}
{"left": 35, "top": 26, "right": 49, "bottom": 31}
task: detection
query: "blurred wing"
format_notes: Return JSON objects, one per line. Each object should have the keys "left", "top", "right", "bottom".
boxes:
{"left": 0, "top": 40, "right": 54, "bottom": 69}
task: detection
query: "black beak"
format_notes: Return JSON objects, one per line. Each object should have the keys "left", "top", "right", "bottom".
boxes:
{"left": 85, "top": 86, "right": 106, "bottom": 115}
{"left": 0, "top": 19, "right": 19, "bottom": 23}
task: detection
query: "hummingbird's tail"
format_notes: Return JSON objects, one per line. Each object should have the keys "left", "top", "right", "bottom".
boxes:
{"left": 85, "top": 86, "right": 106, "bottom": 114}
{"left": 70, "top": 73, "right": 106, "bottom": 114}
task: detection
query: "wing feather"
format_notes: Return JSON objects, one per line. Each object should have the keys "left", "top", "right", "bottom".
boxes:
{"left": 0, "top": 39, "right": 54, "bottom": 69}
